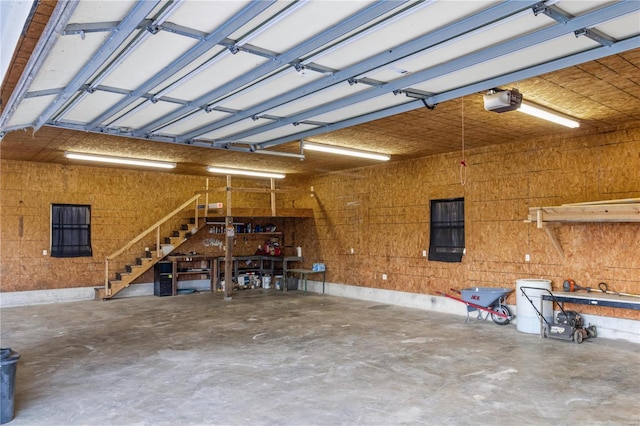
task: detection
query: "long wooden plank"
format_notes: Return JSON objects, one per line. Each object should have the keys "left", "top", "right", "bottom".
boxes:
{"left": 561, "top": 198, "right": 640, "bottom": 206}
{"left": 202, "top": 207, "right": 314, "bottom": 218}
{"left": 107, "top": 194, "right": 201, "bottom": 260}
{"left": 196, "top": 187, "right": 313, "bottom": 194}
{"left": 528, "top": 203, "right": 640, "bottom": 223}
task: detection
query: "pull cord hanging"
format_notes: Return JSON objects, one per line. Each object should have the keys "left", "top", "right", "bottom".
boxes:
{"left": 460, "top": 97, "right": 467, "bottom": 186}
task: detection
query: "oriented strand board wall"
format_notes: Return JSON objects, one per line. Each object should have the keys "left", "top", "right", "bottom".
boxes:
{"left": 0, "top": 161, "right": 266, "bottom": 291}
{"left": 292, "top": 127, "right": 640, "bottom": 320}
{"left": 1, "top": 127, "right": 638, "bottom": 322}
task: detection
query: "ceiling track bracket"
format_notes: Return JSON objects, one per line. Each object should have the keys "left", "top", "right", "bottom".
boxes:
{"left": 574, "top": 28, "right": 615, "bottom": 46}
{"left": 146, "top": 25, "right": 161, "bottom": 35}
{"left": 532, "top": 3, "right": 573, "bottom": 23}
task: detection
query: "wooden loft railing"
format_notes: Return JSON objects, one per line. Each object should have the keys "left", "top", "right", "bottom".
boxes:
{"left": 195, "top": 179, "right": 315, "bottom": 218}
{"left": 102, "top": 194, "right": 203, "bottom": 298}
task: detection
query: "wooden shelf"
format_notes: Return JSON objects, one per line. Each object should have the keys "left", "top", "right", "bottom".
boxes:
{"left": 156, "top": 256, "right": 214, "bottom": 296}
{"left": 527, "top": 199, "right": 640, "bottom": 225}
{"left": 526, "top": 198, "right": 640, "bottom": 258}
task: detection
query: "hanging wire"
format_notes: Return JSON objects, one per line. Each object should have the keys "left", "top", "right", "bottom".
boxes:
{"left": 460, "top": 97, "right": 467, "bottom": 186}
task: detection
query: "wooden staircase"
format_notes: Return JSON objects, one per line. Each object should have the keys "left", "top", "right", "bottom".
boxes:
{"left": 95, "top": 195, "right": 205, "bottom": 300}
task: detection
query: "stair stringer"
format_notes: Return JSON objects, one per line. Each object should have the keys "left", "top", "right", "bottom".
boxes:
{"left": 95, "top": 223, "right": 205, "bottom": 300}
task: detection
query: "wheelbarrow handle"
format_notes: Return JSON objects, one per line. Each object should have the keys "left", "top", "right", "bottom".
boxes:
{"left": 450, "top": 288, "right": 461, "bottom": 294}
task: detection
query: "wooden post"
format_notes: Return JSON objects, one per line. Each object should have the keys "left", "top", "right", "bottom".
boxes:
{"left": 105, "top": 258, "right": 110, "bottom": 296}
{"left": 270, "top": 178, "right": 276, "bottom": 216}
{"left": 224, "top": 175, "right": 234, "bottom": 300}
{"left": 156, "top": 227, "right": 161, "bottom": 257}
{"left": 194, "top": 197, "right": 199, "bottom": 229}
{"left": 205, "top": 178, "right": 209, "bottom": 219}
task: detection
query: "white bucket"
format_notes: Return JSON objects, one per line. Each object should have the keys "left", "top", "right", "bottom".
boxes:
{"left": 263, "top": 276, "right": 271, "bottom": 289}
{"left": 274, "top": 275, "right": 282, "bottom": 291}
{"left": 516, "top": 279, "right": 553, "bottom": 334}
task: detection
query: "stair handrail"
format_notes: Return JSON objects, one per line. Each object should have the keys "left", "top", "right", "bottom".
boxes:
{"left": 104, "top": 194, "right": 202, "bottom": 294}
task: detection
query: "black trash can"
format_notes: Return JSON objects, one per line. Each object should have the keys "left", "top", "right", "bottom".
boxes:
{"left": 1, "top": 348, "right": 20, "bottom": 424}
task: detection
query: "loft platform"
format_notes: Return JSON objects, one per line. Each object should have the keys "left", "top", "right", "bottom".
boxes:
{"left": 202, "top": 207, "right": 314, "bottom": 219}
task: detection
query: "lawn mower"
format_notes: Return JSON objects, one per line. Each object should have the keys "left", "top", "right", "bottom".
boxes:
{"left": 519, "top": 286, "right": 597, "bottom": 344}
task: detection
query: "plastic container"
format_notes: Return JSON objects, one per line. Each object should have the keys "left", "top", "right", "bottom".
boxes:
{"left": 274, "top": 275, "right": 283, "bottom": 291}
{"left": 263, "top": 276, "right": 271, "bottom": 289}
{"left": 287, "top": 277, "right": 299, "bottom": 291}
{"left": 1, "top": 348, "right": 20, "bottom": 424}
{"left": 516, "top": 279, "right": 553, "bottom": 334}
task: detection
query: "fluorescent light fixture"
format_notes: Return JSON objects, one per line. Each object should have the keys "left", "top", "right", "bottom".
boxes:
{"left": 303, "top": 142, "right": 390, "bottom": 161}
{"left": 207, "top": 166, "right": 285, "bottom": 179}
{"left": 518, "top": 101, "right": 580, "bottom": 128}
{"left": 64, "top": 152, "right": 176, "bottom": 169}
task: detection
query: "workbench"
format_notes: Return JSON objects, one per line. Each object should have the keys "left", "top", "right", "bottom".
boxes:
{"left": 213, "top": 255, "right": 303, "bottom": 291}
{"left": 542, "top": 291, "right": 640, "bottom": 311}
{"left": 284, "top": 268, "right": 326, "bottom": 294}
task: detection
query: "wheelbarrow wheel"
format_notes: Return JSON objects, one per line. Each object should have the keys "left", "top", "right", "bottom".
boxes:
{"left": 490, "top": 305, "right": 511, "bottom": 325}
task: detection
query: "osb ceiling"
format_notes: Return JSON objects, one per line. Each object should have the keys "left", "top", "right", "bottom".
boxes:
{"left": 1, "top": 1, "right": 639, "bottom": 178}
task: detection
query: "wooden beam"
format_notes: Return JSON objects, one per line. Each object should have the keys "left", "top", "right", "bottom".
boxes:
{"left": 561, "top": 198, "right": 640, "bottom": 206}
{"left": 225, "top": 175, "right": 233, "bottom": 300}
{"left": 543, "top": 224, "right": 564, "bottom": 259}
{"left": 196, "top": 187, "right": 313, "bottom": 195}
{"left": 203, "top": 207, "right": 314, "bottom": 218}
{"left": 270, "top": 178, "right": 276, "bottom": 217}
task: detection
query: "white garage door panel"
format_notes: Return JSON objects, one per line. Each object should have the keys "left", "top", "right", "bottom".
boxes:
{"left": 310, "top": 94, "right": 408, "bottom": 124}
{"left": 29, "top": 32, "right": 110, "bottom": 92}
{"left": 156, "top": 109, "right": 232, "bottom": 136}
{"left": 243, "top": 122, "right": 319, "bottom": 144}
{"left": 221, "top": 68, "right": 324, "bottom": 111}
{"left": 6, "top": 96, "right": 56, "bottom": 128}
{"left": 101, "top": 32, "right": 200, "bottom": 91}
{"left": 64, "top": 92, "right": 126, "bottom": 124}
{"left": 166, "top": 51, "right": 270, "bottom": 102}
{"left": 266, "top": 81, "right": 370, "bottom": 118}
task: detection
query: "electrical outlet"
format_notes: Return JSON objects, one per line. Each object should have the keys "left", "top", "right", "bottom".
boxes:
{"left": 525, "top": 254, "right": 530, "bottom": 262}
{"left": 422, "top": 250, "right": 427, "bottom": 257}
{"left": 42, "top": 250, "right": 47, "bottom": 256}
{"left": 382, "top": 274, "right": 388, "bottom": 280}
{"left": 350, "top": 248, "right": 354, "bottom": 254}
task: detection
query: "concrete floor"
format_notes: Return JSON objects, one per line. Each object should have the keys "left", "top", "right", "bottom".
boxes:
{"left": 1, "top": 290, "right": 639, "bottom": 426}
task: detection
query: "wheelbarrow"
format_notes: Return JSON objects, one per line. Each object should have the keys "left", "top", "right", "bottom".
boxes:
{"left": 440, "top": 287, "right": 513, "bottom": 325}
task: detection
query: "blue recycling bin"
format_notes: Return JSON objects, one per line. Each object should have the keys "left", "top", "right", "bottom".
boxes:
{"left": 1, "top": 348, "right": 20, "bottom": 424}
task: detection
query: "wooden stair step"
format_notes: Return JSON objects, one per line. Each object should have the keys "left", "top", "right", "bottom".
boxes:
{"left": 94, "top": 287, "right": 108, "bottom": 300}
{"left": 115, "top": 272, "right": 130, "bottom": 281}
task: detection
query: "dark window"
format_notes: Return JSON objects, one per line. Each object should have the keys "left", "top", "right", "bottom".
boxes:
{"left": 51, "top": 204, "right": 92, "bottom": 258}
{"left": 428, "top": 197, "right": 464, "bottom": 262}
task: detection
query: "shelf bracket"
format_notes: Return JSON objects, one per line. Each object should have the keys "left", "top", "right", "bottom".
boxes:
{"left": 543, "top": 224, "right": 564, "bottom": 260}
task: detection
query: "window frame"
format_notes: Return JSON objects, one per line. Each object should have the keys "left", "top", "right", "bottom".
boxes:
{"left": 428, "top": 197, "right": 465, "bottom": 263}
{"left": 50, "top": 204, "right": 93, "bottom": 258}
